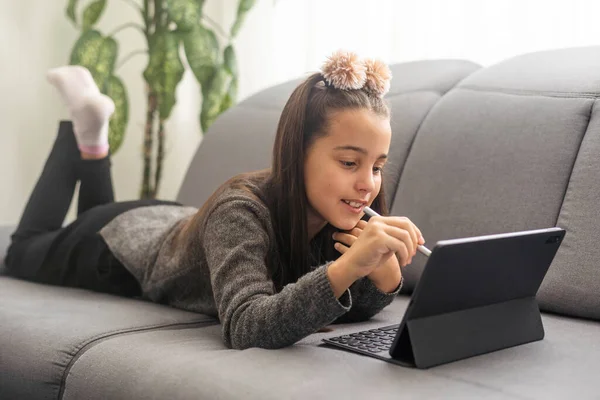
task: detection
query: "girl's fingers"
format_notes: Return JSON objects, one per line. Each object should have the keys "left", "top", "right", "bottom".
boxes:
{"left": 382, "top": 224, "right": 415, "bottom": 260}
{"left": 413, "top": 224, "right": 425, "bottom": 244}
{"left": 389, "top": 217, "right": 419, "bottom": 255}
{"left": 405, "top": 221, "right": 419, "bottom": 255}
{"left": 350, "top": 227, "right": 362, "bottom": 237}
{"left": 333, "top": 232, "right": 358, "bottom": 247}
{"left": 356, "top": 220, "right": 368, "bottom": 229}
{"left": 385, "top": 237, "right": 410, "bottom": 266}
{"left": 334, "top": 242, "right": 349, "bottom": 254}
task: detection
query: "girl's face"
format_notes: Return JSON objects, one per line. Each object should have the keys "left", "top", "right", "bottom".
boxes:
{"left": 304, "top": 108, "right": 391, "bottom": 239}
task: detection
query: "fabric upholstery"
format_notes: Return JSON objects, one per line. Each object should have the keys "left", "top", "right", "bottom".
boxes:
{"left": 392, "top": 47, "right": 600, "bottom": 322}
{"left": 0, "top": 277, "right": 215, "bottom": 399}
{"left": 62, "top": 297, "right": 600, "bottom": 400}
{"left": 537, "top": 102, "right": 600, "bottom": 320}
{"left": 393, "top": 89, "right": 592, "bottom": 292}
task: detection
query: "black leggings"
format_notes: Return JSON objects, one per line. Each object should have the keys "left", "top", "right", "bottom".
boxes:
{"left": 5, "top": 121, "right": 178, "bottom": 297}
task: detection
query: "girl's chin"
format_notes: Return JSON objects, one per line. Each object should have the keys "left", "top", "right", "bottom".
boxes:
{"left": 329, "top": 216, "right": 361, "bottom": 231}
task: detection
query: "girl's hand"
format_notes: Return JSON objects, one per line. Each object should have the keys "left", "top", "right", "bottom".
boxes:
{"left": 332, "top": 216, "right": 424, "bottom": 280}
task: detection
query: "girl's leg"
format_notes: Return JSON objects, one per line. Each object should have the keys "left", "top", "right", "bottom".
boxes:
{"left": 49, "top": 66, "right": 116, "bottom": 215}
{"left": 77, "top": 156, "right": 115, "bottom": 216}
{"left": 6, "top": 121, "right": 80, "bottom": 279}
{"left": 11, "top": 121, "right": 79, "bottom": 243}
{"left": 6, "top": 66, "right": 115, "bottom": 280}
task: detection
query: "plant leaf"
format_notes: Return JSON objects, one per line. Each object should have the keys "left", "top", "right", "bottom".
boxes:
{"left": 223, "top": 45, "right": 237, "bottom": 77}
{"left": 182, "top": 25, "right": 218, "bottom": 89}
{"left": 70, "top": 30, "right": 118, "bottom": 91}
{"left": 200, "top": 66, "right": 229, "bottom": 132}
{"left": 105, "top": 75, "right": 129, "bottom": 153}
{"left": 66, "top": 0, "right": 79, "bottom": 24}
{"left": 220, "top": 75, "right": 238, "bottom": 114}
{"left": 220, "top": 45, "right": 238, "bottom": 114}
{"left": 166, "top": 0, "right": 204, "bottom": 31}
{"left": 230, "top": 0, "right": 256, "bottom": 38}
{"left": 143, "top": 31, "right": 185, "bottom": 119}
{"left": 82, "top": 0, "right": 107, "bottom": 31}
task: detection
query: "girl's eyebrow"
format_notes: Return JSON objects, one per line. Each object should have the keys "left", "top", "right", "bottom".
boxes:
{"left": 333, "top": 145, "right": 388, "bottom": 160}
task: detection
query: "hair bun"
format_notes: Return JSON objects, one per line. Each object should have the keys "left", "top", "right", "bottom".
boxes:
{"left": 363, "top": 58, "right": 392, "bottom": 97}
{"left": 321, "top": 50, "right": 367, "bottom": 90}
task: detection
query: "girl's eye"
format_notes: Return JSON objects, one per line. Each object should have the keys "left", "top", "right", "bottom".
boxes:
{"left": 340, "top": 161, "right": 356, "bottom": 168}
{"left": 373, "top": 166, "right": 383, "bottom": 174}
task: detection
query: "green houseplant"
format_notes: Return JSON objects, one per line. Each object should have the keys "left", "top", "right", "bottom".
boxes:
{"left": 65, "top": 0, "right": 255, "bottom": 198}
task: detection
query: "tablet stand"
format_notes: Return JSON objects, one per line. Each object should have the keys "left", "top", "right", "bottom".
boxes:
{"left": 390, "top": 296, "right": 544, "bottom": 369}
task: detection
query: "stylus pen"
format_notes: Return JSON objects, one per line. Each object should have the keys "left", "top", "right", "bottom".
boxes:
{"left": 363, "top": 206, "right": 432, "bottom": 257}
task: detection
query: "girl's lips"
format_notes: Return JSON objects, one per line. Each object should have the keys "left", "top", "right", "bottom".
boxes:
{"left": 341, "top": 200, "right": 364, "bottom": 214}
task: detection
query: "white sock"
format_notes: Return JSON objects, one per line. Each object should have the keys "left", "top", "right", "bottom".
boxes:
{"left": 47, "top": 66, "right": 115, "bottom": 154}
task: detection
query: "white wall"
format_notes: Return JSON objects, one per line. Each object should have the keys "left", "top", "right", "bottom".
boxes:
{"left": 2, "top": 0, "right": 600, "bottom": 225}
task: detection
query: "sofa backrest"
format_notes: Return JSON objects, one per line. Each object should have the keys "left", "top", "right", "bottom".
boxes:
{"left": 178, "top": 47, "right": 600, "bottom": 322}
{"left": 393, "top": 46, "right": 600, "bottom": 322}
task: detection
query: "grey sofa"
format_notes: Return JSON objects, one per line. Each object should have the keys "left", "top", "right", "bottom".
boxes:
{"left": 2, "top": 46, "right": 600, "bottom": 400}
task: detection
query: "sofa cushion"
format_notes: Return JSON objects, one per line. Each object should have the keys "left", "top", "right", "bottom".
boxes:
{"left": 0, "top": 276, "right": 216, "bottom": 400}
{"left": 61, "top": 296, "right": 600, "bottom": 400}
{"left": 393, "top": 88, "right": 592, "bottom": 291}
{"left": 536, "top": 104, "right": 600, "bottom": 321}
{"left": 458, "top": 46, "right": 600, "bottom": 94}
{"left": 383, "top": 92, "right": 444, "bottom": 204}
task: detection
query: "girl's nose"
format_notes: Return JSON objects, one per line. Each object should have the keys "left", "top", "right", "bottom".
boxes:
{"left": 356, "top": 170, "right": 375, "bottom": 193}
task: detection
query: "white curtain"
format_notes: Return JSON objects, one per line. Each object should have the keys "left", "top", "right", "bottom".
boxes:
{"left": 237, "top": 0, "right": 600, "bottom": 100}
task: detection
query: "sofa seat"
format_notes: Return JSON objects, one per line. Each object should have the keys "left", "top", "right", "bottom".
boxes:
{"left": 30, "top": 295, "right": 600, "bottom": 400}
{"left": 0, "top": 277, "right": 216, "bottom": 399}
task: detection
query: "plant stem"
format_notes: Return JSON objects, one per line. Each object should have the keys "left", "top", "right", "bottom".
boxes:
{"left": 143, "top": 0, "right": 151, "bottom": 37}
{"left": 120, "top": 0, "right": 143, "bottom": 13}
{"left": 115, "top": 49, "right": 148, "bottom": 70}
{"left": 202, "top": 14, "right": 230, "bottom": 40}
{"left": 142, "top": 86, "right": 157, "bottom": 199}
{"left": 107, "top": 22, "right": 146, "bottom": 38}
{"left": 154, "top": 0, "right": 164, "bottom": 32}
{"left": 153, "top": 119, "right": 166, "bottom": 198}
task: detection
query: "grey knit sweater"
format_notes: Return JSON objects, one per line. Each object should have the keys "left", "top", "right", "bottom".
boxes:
{"left": 100, "top": 187, "right": 401, "bottom": 349}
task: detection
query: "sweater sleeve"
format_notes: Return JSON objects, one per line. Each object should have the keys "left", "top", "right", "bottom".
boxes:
{"left": 332, "top": 276, "right": 402, "bottom": 324}
{"left": 203, "top": 198, "right": 352, "bottom": 349}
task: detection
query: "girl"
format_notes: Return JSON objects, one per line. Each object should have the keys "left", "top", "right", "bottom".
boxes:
{"left": 5, "top": 50, "right": 425, "bottom": 349}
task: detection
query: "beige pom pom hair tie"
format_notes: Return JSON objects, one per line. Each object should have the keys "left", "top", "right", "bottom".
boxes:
{"left": 320, "top": 50, "right": 392, "bottom": 97}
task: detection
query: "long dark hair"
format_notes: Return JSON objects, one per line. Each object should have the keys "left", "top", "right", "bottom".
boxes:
{"left": 262, "top": 72, "right": 391, "bottom": 291}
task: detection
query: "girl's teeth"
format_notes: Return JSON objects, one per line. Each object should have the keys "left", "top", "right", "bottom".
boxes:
{"left": 344, "top": 200, "right": 362, "bottom": 208}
